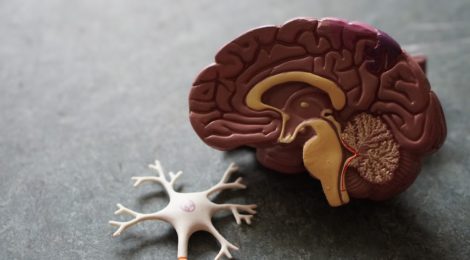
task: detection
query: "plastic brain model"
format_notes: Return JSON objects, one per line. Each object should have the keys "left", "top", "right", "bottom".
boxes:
{"left": 189, "top": 18, "right": 447, "bottom": 207}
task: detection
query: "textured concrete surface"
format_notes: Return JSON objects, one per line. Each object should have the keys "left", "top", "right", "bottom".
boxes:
{"left": 0, "top": 0, "right": 469, "bottom": 259}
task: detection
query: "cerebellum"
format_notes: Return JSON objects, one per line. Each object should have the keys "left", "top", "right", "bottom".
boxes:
{"left": 341, "top": 113, "right": 400, "bottom": 184}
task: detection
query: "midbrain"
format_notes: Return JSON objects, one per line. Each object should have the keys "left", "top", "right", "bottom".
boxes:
{"left": 188, "top": 17, "right": 446, "bottom": 206}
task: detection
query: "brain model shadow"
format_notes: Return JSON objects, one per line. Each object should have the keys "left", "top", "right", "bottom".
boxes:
{"left": 189, "top": 18, "right": 446, "bottom": 206}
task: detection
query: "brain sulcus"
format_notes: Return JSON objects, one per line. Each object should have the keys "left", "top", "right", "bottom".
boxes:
{"left": 189, "top": 18, "right": 446, "bottom": 205}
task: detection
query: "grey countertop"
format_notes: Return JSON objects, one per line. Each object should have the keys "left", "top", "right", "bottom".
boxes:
{"left": 0, "top": 0, "right": 469, "bottom": 259}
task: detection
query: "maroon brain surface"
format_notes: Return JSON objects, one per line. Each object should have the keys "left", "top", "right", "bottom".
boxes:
{"left": 189, "top": 18, "right": 446, "bottom": 206}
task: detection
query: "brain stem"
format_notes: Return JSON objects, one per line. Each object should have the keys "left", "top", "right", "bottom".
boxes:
{"left": 302, "top": 118, "right": 350, "bottom": 206}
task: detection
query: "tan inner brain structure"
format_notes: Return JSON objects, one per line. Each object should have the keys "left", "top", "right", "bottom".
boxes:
{"left": 189, "top": 17, "right": 447, "bottom": 202}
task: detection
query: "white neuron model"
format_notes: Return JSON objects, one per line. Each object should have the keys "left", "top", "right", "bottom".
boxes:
{"left": 109, "top": 160, "right": 257, "bottom": 260}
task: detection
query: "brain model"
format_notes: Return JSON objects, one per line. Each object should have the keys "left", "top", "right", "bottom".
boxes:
{"left": 189, "top": 18, "right": 446, "bottom": 206}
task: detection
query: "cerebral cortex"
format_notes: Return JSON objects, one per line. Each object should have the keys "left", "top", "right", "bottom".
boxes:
{"left": 189, "top": 18, "right": 446, "bottom": 200}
